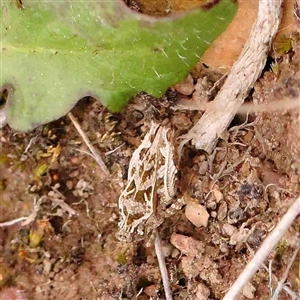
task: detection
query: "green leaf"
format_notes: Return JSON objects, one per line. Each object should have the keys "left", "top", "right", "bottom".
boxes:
{"left": 1, "top": 0, "right": 237, "bottom": 131}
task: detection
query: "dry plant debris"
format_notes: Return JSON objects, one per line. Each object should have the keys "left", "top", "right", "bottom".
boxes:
{"left": 68, "top": 112, "right": 110, "bottom": 176}
{"left": 180, "top": 0, "right": 283, "bottom": 153}
{"left": 224, "top": 196, "right": 300, "bottom": 300}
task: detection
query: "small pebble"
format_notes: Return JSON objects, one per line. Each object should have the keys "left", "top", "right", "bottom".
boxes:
{"left": 144, "top": 285, "right": 157, "bottom": 297}
{"left": 43, "top": 258, "right": 53, "bottom": 274}
{"left": 213, "top": 189, "right": 223, "bottom": 202}
{"left": 217, "top": 201, "right": 228, "bottom": 221}
{"left": 194, "top": 283, "right": 210, "bottom": 300}
{"left": 210, "top": 211, "right": 217, "bottom": 218}
{"left": 222, "top": 224, "right": 237, "bottom": 237}
{"left": 44, "top": 251, "right": 51, "bottom": 258}
{"left": 243, "top": 282, "right": 256, "bottom": 299}
{"left": 219, "top": 243, "right": 229, "bottom": 253}
{"left": 206, "top": 198, "right": 217, "bottom": 210}
{"left": 185, "top": 201, "right": 209, "bottom": 227}
{"left": 174, "top": 74, "right": 194, "bottom": 95}
{"left": 66, "top": 180, "right": 74, "bottom": 190}
{"left": 199, "top": 161, "right": 208, "bottom": 175}
{"left": 161, "top": 242, "right": 173, "bottom": 257}
{"left": 171, "top": 248, "right": 180, "bottom": 258}
{"left": 70, "top": 156, "right": 80, "bottom": 164}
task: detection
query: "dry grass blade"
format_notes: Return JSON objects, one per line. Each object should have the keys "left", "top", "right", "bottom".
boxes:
{"left": 223, "top": 196, "right": 300, "bottom": 300}
{"left": 67, "top": 112, "right": 110, "bottom": 176}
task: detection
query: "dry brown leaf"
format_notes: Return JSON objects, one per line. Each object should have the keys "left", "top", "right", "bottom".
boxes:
{"left": 200, "top": 0, "right": 258, "bottom": 72}
{"left": 137, "top": 0, "right": 207, "bottom": 16}
{"left": 202, "top": 0, "right": 294, "bottom": 71}
{"left": 137, "top": 0, "right": 294, "bottom": 71}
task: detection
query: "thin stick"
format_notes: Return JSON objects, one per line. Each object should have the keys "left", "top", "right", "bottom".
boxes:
{"left": 105, "top": 143, "right": 125, "bottom": 156}
{"left": 73, "top": 148, "right": 97, "bottom": 161}
{"left": 223, "top": 197, "right": 300, "bottom": 300}
{"left": 154, "top": 231, "right": 173, "bottom": 300}
{"left": 268, "top": 260, "right": 274, "bottom": 296}
{"left": 67, "top": 112, "right": 110, "bottom": 176}
{"left": 24, "top": 135, "right": 38, "bottom": 153}
{"left": 0, "top": 217, "right": 28, "bottom": 227}
{"left": 271, "top": 240, "right": 300, "bottom": 300}
{"left": 256, "top": 256, "right": 300, "bottom": 299}
{"left": 175, "top": 97, "right": 300, "bottom": 115}
{"left": 180, "top": 0, "right": 282, "bottom": 154}
{"left": 283, "top": 286, "right": 300, "bottom": 300}
{"left": 0, "top": 195, "right": 77, "bottom": 228}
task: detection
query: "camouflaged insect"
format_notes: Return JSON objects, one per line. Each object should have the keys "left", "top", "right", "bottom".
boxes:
{"left": 118, "top": 121, "right": 183, "bottom": 241}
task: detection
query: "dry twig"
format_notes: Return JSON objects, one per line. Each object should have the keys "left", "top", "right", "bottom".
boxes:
{"left": 180, "top": 0, "right": 283, "bottom": 154}
{"left": 0, "top": 195, "right": 77, "bottom": 228}
{"left": 67, "top": 112, "right": 110, "bottom": 175}
{"left": 175, "top": 96, "right": 300, "bottom": 115}
{"left": 154, "top": 230, "right": 173, "bottom": 300}
{"left": 223, "top": 196, "right": 300, "bottom": 300}
{"left": 0, "top": 217, "right": 28, "bottom": 227}
{"left": 270, "top": 240, "right": 300, "bottom": 300}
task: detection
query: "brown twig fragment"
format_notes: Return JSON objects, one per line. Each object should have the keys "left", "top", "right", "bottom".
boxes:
{"left": 223, "top": 196, "right": 300, "bottom": 300}
{"left": 67, "top": 112, "right": 110, "bottom": 176}
{"left": 180, "top": 0, "right": 283, "bottom": 154}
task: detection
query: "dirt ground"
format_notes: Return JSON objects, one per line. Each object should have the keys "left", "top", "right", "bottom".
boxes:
{"left": 1, "top": 2, "right": 300, "bottom": 300}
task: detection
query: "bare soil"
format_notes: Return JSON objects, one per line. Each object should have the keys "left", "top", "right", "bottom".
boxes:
{"left": 0, "top": 3, "right": 300, "bottom": 300}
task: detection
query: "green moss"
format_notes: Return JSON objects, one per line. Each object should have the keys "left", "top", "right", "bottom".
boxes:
{"left": 275, "top": 239, "right": 287, "bottom": 260}
{"left": 274, "top": 36, "right": 292, "bottom": 56}
{"left": 0, "top": 154, "right": 8, "bottom": 164}
{"left": 116, "top": 252, "right": 127, "bottom": 265}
